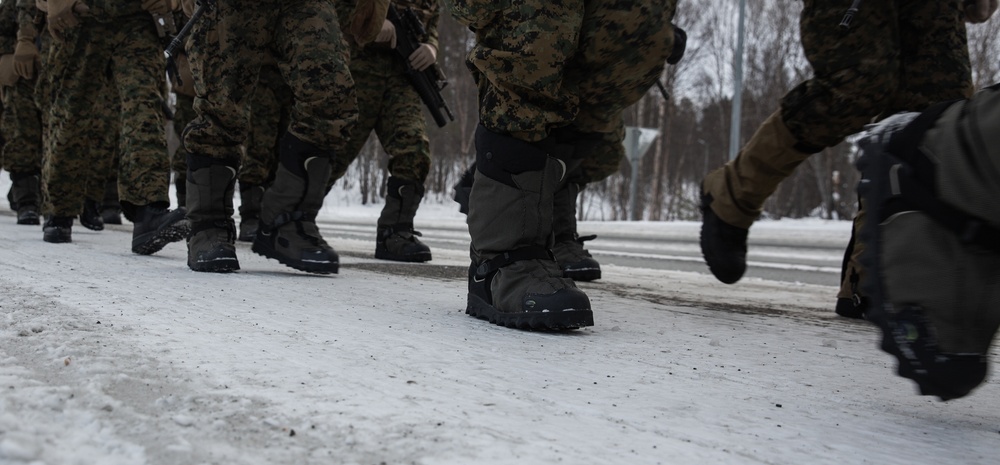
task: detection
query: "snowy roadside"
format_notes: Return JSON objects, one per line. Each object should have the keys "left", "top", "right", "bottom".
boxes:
{"left": 0, "top": 202, "right": 998, "bottom": 464}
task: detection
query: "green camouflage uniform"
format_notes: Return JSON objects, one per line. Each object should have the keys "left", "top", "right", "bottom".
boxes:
{"left": 42, "top": 1, "right": 171, "bottom": 218}
{"left": 453, "top": 0, "right": 675, "bottom": 141}
{"left": 182, "top": 0, "right": 356, "bottom": 164}
{"left": 181, "top": 0, "right": 356, "bottom": 274}
{"left": 329, "top": 0, "right": 437, "bottom": 186}
{"left": 785, "top": 0, "right": 972, "bottom": 146}
{"left": 449, "top": 0, "right": 676, "bottom": 328}
{"left": 0, "top": 1, "right": 42, "bottom": 176}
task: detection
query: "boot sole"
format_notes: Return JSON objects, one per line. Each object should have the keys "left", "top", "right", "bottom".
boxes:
{"left": 251, "top": 238, "right": 338, "bottom": 275}
{"left": 189, "top": 244, "right": 241, "bottom": 273}
{"left": 466, "top": 293, "right": 593, "bottom": 330}
{"left": 80, "top": 219, "right": 105, "bottom": 231}
{"left": 43, "top": 235, "right": 72, "bottom": 244}
{"left": 132, "top": 221, "right": 191, "bottom": 255}
{"left": 189, "top": 257, "right": 241, "bottom": 273}
{"left": 374, "top": 250, "right": 432, "bottom": 263}
{"left": 564, "top": 268, "right": 601, "bottom": 282}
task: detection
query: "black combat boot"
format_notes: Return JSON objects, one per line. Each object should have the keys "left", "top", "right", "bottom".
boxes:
{"left": 130, "top": 202, "right": 190, "bottom": 255}
{"left": 101, "top": 180, "right": 122, "bottom": 225}
{"left": 10, "top": 171, "right": 41, "bottom": 225}
{"left": 186, "top": 155, "right": 240, "bottom": 272}
{"left": 80, "top": 198, "right": 105, "bottom": 231}
{"left": 43, "top": 216, "right": 73, "bottom": 243}
{"left": 237, "top": 182, "right": 264, "bottom": 242}
{"left": 466, "top": 125, "right": 592, "bottom": 330}
{"left": 551, "top": 181, "right": 601, "bottom": 281}
{"left": 699, "top": 189, "right": 748, "bottom": 285}
{"left": 375, "top": 177, "right": 431, "bottom": 262}
{"left": 251, "top": 133, "right": 338, "bottom": 274}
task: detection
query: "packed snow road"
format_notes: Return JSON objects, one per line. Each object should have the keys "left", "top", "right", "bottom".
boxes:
{"left": 0, "top": 206, "right": 997, "bottom": 465}
{"left": 317, "top": 213, "right": 851, "bottom": 287}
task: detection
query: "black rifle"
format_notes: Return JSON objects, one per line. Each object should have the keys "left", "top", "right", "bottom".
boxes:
{"left": 387, "top": 4, "right": 454, "bottom": 128}
{"left": 165, "top": 1, "right": 211, "bottom": 88}
{"left": 839, "top": 0, "right": 862, "bottom": 29}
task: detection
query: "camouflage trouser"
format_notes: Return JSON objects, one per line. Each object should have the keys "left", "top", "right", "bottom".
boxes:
{"left": 781, "top": 0, "right": 972, "bottom": 147}
{"left": 172, "top": 92, "right": 195, "bottom": 175}
{"left": 329, "top": 50, "right": 430, "bottom": 185}
{"left": 182, "top": 0, "right": 357, "bottom": 162}
{"left": 1, "top": 78, "right": 42, "bottom": 174}
{"left": 43, "top": 14, "right": 169, "bottom": 217}
{"left": 241, "top": 64, "right": 290, "bottom": 185}
{"left": 451, "top": 0, "right": 675, "bottom": 143}
{"left": 82, "top": 89, "right": 121, "bottom": 202}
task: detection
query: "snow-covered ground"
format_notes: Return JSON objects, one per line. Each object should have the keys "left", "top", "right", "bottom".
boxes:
{"left": 1, "top": 177, "right": 998, "bottom": 465}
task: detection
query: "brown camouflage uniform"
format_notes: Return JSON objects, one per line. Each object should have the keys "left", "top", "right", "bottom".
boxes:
{"left": 42, "top": 2, "right": 171, "bottom": 218}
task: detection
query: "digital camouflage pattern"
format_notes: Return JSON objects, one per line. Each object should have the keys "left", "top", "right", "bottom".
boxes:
{"left": 241, "top": 64, "right": 290, "bottom": 186}
{"left": 42, "top": 10, "right": 169, "bottom": 217}
{"left": 0, "top": 0, "right": 41, "bottom": 175}
{"left": 327, "top": 0, "right": 438, "bottom": 186}
{"left": 449, "top": 0, "right": 676, "bottom": 142}
{"left": 782, "top": 0, "right": 973, "bottom": 148}
{"left": 182, "top": 0, "right": 357, "bottom": 163}
{"left": 1, "top": 77, "right": 42, "bottom": 174}
{"left": 172, "top": 92, "right": 194, "bottom": 176}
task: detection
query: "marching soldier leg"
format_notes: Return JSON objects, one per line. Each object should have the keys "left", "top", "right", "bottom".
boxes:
{"left": 252, "top": 133, "right": 339, "bottom": 274}
{"left": 186, "top": 154, "right": 240, "bottom": 272}
{"left": 465, "top": 125, "right": 592, "bottom": 330}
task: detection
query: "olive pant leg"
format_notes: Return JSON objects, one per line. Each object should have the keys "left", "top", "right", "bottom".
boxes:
{"left": 108, "top": 16, "right": 171, "bottom": 210}
{"left": 44, "top": 19, "right": 114, "bottom": 216}
{"left": 184, "top": 0, "right": 356, "bottom": 159}
{"left": 241, "top": 65, "right": 289, "bottom": 186}
{"left": 375, "top": 71, "right": 430, "bottom": 184}
{"left": 1, "top": 77, "right": 42, "bottom": 174}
